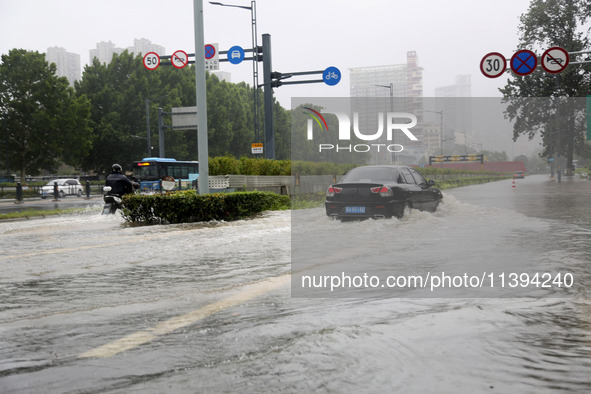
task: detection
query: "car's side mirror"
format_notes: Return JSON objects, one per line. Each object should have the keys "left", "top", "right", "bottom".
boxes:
{"left": 427, "top": 180, "right": 436, "bottom": 187}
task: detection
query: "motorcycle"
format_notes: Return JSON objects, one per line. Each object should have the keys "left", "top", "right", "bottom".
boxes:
{"left": 102, "top": 181, "right": 140, "bottom": 215}
{"left": 102, "top": 186, "right": 122, "bottom": 215}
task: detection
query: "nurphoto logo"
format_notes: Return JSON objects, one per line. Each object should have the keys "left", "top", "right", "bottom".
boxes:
{"left": 305, "top": 109, "right": 418, "bottom": 153}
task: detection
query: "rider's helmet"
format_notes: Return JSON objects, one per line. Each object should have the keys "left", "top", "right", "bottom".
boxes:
{"left": 112, "top": 163, "right": 122, "bottom": 174}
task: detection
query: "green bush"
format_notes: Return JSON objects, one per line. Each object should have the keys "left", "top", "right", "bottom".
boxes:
{"left": 435, "top": 176, "right": 509, "bottom": 190}
{"left": 207, "top": 156, "right": 356, "bottom": 176}
{"left": 121, "top": 190, "right": 290, "bottom": 224}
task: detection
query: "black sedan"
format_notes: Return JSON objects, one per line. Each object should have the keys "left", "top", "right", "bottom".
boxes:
{"left": 325, "top": 165, "right": 443, "bottom": 220}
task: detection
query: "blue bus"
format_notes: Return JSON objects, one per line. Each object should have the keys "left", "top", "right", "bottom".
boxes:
{"left": 132, "top": 158, "right": 199, "bottom": 191}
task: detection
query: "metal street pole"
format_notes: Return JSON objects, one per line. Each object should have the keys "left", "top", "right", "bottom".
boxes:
{"left": 375, "top": 83, "right": 394, "bottom": 163}
{"left": 194, "top": 0, "right": 209, "bottom": 194}
{"left": 209, "top": 1, "right": 260, "bottom": 143}
{"left": 262, "top": 33, "right": 274, "bottom": 159}
{"left": 158, "top": 107, "right": 165, "bottom": 157}
{"left": 145, "top": 94, "right": 169, "bottom": 158}
{"left": 425, "top": 109, "right": 444, "bottom": 154}
{"left": 145, "top": 99, "right": 151, "bottom": 157}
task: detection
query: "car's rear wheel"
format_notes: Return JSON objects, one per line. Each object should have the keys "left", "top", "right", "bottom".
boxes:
{"left": 396, "top": 201, "right": 412, "bottom": 219}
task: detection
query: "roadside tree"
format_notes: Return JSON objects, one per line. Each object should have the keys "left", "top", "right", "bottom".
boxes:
{"left": 500, "top": 0, "right": 591, "bottom": 176}
{"left": 0, "top": 49, "right": 92, "bottom": 182}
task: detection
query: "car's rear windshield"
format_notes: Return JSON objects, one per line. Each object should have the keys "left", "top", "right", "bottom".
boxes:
{"left": 341, "top": 167, "right": 398, "bottom": 183}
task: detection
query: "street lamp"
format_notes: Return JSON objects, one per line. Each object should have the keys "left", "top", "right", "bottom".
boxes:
{"left": 425, "top": 109, "right": 444, "bottom": 154}
{"left": 145, "top": 94, "right": 169, "bottom": 158}
{"left": 374, "top": 83, "right": 394, "bottom": 163}
{"left": 209, "top": 1, "right": 260, "bottom": 142}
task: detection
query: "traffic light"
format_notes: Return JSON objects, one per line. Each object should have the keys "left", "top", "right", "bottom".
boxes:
{"left": 255, "top": 45, "right": 263, "bottom": 62}
{"left": 270, "top": 72, "right": 293, "bottom": 88}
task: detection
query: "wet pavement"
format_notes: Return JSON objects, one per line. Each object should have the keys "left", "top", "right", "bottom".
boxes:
{"left": 0, "top": 196, "right": 102, "bottom": 214}
{"left": 0, "top": 175, "right": 590, "bottom": 393}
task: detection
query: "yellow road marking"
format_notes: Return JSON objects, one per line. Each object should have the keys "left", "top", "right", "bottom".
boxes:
{"left": 78, "top": 274, "right": 290, "bottom": 359}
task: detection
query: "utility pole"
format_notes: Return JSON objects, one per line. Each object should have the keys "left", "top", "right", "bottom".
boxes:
{"left": 375, "top": 83, "right": 394, "bottom": 163}
{"left": 194, "top": 0, "right": 209, "bottom": 194}
{"left": 209, "top": 1, "right": 260, "bottom": 142}
{"left": 145, "top": 99, "right": 151, "bottom": 157}
{"left": 262, "top": 33, "right": 274, "bottom": 159}
{"left": 158, "top": 107, "right": 165, "bottom": 158}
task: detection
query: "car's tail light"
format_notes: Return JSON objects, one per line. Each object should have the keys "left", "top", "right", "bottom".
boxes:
{"left": 371, "top": 186, "right": 393, "bottom": 197}
{"left": 326, "top": 186, "right": 342, "bottom": 197}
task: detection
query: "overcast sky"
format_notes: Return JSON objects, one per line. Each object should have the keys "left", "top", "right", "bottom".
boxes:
{"left": 1, "top": 0, "right": 534, "bottom": 107}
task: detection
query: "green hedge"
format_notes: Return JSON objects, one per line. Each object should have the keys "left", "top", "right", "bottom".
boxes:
{"left": 209, "top": 156, "right": 292, "bottom": 176}
{"left": 208, "top": 156, "right": 357, "bottom": 176}
{"left": 435, "top": 176, "right": 510, "bottom": 190}
{"left": 121, "top": 190, "right": 290, "bottom": 224}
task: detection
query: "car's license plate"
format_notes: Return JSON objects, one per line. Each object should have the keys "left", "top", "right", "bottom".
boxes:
{"left": 345, "top": 206, "right": 365, "bottom": 214}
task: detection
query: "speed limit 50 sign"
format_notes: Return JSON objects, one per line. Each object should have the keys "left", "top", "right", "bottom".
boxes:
{"left": 480, "top": 52, "right": 507, "bottom": 78}
{"left": 143, "top": 52, "right": 160, "bottom": 70}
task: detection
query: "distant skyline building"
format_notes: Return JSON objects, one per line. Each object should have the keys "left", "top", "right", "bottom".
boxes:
{"left": 45, "top": 46, "right": 81, "bottom": 86}
{"left": 434, "top": 74, "right": 471, "bottom": 97}
{"left": 89, "top": 41, "right": 124, "bottom": 65}
{"left": 212, "top": 71, "right": 231, "bottom": 83}
{"left": 433, "top": 75, "right": 473, "bottom": 153}
{"left": 128, "top": 38, "right": 165, "bottom": 58}
{"left": 89, "top": 38, "right": 165, "bottom": 65}
{"left": 45, "top": 38, "right": 166, "bottom": 87}
{"left": 350, "top": 51, "right": 423, "bottom": 98}
{"left": 349, "top": 51, "right": 425, "bottom": 165}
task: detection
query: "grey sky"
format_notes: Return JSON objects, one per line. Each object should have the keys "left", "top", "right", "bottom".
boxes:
{"left": 1, "top": 0, "right": 534, "bottom": 107}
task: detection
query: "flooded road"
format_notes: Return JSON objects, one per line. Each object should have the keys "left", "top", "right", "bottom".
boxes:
{"left": 0, "top": 175, "right": 590, "bottom": 393}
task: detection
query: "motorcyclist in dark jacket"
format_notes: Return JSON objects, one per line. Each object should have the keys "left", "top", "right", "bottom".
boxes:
{"left": 105, "top": 164, "right": 138, "bottom": 196}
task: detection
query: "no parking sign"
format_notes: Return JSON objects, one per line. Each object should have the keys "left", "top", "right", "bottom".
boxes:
{"left": 511, "top": 50, "right": 537, "bottom": 76}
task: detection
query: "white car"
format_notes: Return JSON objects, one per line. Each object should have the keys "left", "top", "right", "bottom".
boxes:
{"left": 39, "top": 179, "right": 83, "bottom": 198}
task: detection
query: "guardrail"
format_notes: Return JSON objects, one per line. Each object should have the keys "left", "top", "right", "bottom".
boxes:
{"left": 1, "top": 173, "right": 509, "bottom": 200}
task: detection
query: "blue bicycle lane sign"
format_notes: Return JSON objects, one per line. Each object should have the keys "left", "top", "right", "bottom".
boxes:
{"left": 323, "top": 66, "right": 341, "bottom": 86}
{"left": 511, "top": 50, "right": 537, "bottom": 76}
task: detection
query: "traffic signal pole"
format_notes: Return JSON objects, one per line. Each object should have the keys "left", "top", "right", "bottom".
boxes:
{"left": 194, "top": 0, "right": 209, "bottom": 194}
{"left": 262, "top": 33, "right": 275, "bottom": 159}
{"left": 155, "top": 31, "right": 339, "bottom": 162}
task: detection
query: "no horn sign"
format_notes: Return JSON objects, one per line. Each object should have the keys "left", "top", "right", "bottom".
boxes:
{"left": 541, "top": 47, "right": 569, "bottom": 73}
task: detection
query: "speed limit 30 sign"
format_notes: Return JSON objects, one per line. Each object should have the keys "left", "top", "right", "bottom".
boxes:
{"left": 143, "top": 52, "right": 160, "bottom": 70}
{"left": 480, "top": 52, "right": 507, "bottom": 78}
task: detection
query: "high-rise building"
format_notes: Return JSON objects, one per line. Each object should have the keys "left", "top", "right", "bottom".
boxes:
{"left": 128, "top": 38, "right": 165, "bottom": 58}
{"left": 90, "top": 39, "right": 165, "bottom": 65}
{"left": 350, "top": 51, "right": 423, "bottom": 98}
{"left": 212, "top": 71, "right": 231, "bottom": 82}
{"left": 89, "top": 41, "right": 125, "bottom": 65}
{"left": 434, "top": 75, "right": 473, "bottom": 153}
{"left": 349, "top": 51, "right": 425, "bottom": 165}
{"left": 434, "top": 74, "right": 471, "bottom": 97}
{"left": 45, "top": 46, "right": 81, "bottom": 86}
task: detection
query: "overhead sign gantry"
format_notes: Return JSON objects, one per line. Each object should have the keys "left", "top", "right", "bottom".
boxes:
{"left": 146, "top": 35, "right": 341, "bottom": 160}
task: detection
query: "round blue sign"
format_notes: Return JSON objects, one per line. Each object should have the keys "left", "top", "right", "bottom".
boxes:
{"left": 323, "top": 66, "right": 341, "bottom": 86}
{"left": 511, "top": 50, "right": 537, "bottom": 76}
{"left": 227, "top": 45, "right": 245, "bottom": 65}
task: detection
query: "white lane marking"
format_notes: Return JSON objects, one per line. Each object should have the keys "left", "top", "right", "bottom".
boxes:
{"left": 78, "top": 274, "right": 290, "bottom": 359}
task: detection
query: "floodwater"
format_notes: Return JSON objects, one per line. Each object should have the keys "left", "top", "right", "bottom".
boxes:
{"left": 0, "top": 175, "right": 590, "bottom": 393}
